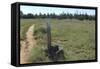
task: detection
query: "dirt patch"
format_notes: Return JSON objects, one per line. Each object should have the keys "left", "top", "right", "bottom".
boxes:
{"left": 20, "top": 24, "right": 36, "bottom": 64}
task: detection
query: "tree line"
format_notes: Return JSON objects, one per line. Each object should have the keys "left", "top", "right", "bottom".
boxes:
{"left": 20, "top": 11, "right": 95, "bottom": 20}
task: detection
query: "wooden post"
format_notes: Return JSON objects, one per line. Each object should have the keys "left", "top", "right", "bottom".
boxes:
{"left": 46, "top": 18, "right": 64, "bottom": 61}
{"left": 47, "top": 21, "right": 51, "bottom": 50}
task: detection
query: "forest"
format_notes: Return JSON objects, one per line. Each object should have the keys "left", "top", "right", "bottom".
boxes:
{"left": 20, "top": 11, "right": 95, "bottom": 20}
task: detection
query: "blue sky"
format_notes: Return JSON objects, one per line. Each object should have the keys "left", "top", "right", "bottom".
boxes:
{"left": 20, "top": 5, "right": 95, "bottom": 15}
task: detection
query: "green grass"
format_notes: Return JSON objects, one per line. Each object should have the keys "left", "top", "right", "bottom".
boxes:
{"left": 20, "top": 18, "right": 95, "bottom": 63}
{"left": 50, "top": 19, "right": 95, "bottom": 61}
{"left": 20, "top": 19, "right": 33, "bottom": 40}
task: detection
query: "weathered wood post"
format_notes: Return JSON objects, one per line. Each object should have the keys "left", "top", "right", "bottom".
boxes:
{"left": 47, "top": 20, "right": 54, "bottom": 60}
{"left": 46, "top": 19, "right": 64, "bottom": 61}
{"left": 47, "top": 21, "right": 51, "bottom": 51}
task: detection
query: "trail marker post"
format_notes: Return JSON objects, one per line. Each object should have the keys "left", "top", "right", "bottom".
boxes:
{"left": 46, "top": 19, "right": 64, "bottom": 61}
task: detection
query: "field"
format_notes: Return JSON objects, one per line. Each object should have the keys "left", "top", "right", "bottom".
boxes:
{"left": 20, "top": 19, "right": 95, "bottom": 63}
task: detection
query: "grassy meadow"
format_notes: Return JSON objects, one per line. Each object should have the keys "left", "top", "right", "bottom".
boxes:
{"left": 20, "top": 18, "right": 95, "bottom": 63}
